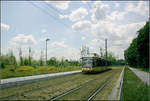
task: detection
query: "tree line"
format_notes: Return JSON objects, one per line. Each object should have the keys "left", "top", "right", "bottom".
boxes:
{"left": 0, "top": 49, "right": 81, "bottom": 69}
{"left": 124, "top": 21, "right": 149, "bottom": 68}
{"left": 1, "top": 50, "right": 124, "bottom": 69}
{"left": 1, "top": 41, "right": 126, "bottom": 69}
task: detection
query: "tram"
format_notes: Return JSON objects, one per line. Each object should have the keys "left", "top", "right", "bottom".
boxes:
{"left": 81, "top": 53, "right": 111, "bottom": 73}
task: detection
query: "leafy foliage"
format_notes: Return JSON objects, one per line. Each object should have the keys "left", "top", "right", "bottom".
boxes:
{"left": 16, "top": 66, "right": 35, "bottom": 72}
{"left": 124, "top": 21, "right": 149, "bottom": 68}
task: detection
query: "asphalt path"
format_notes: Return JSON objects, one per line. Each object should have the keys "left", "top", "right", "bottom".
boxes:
{"left": 129, "top": 67, "right": 149, "bottom": 86}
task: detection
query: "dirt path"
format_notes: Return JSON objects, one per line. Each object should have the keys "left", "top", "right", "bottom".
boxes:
{"left": 129, "top": 67, "right": 149, "bottom": 86}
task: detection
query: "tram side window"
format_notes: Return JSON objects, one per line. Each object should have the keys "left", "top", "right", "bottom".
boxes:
{"left": 93, "top": 59, "right": 98, "bottom": 67}
{"left": 98, "top": 59, "right": 101, "bottom": 66}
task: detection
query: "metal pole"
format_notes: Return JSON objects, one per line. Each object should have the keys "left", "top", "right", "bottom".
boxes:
{"left": 45, "top": 38, "right": 50, "bottom": 73}
{"left": 46, "top": 40, "right": 47, "bottom": 73}
{"left": 105, "top": 39, "right": 107, "bottom": 65}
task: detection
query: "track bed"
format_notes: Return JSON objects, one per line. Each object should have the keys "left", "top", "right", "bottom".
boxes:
{"left": 1, "top": 67, "right": 122, "bottom": 100}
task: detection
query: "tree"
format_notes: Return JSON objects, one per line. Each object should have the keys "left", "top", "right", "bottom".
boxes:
{"left": 136, "top": 21, "right": 149, "bottom": 68}
{"left": 28, "top": 47, "right": 31, "bottom": 65}
{"left": 19, "top": 48, "right": 23, "bottom": 66}
{"left": 124, "top": 38, "right": 138, "bottom": 67}
{"left": 124, "top": 21, "right": 149, "bottom": 68}
{"left": 24, "top": 58, "right": 29, "bottom": 65}
{"left": 100, "top": 47, "right": 104, "bottom": 58}
{"left": 9, "top": 50, "right": 17, "bottom": 65}
{"left": 40, "top": 50, "right": 44, "bottom": 66}
{"left": 0, "top": 55, "right": 10, "bottom": 68}
{"left": 48, "top": 57, "right": 57, "bottom": 66}
{"left": 107, "top": 51, "right": 117, "bottom": 65}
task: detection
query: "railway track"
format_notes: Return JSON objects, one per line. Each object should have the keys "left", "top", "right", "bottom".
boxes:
{"left": 50, "top": 71, "right": 117, "bottom": 101}
{"left": 87, "top": 77, "right": 113, "bottom": 101}
{"left": 2, "top": 70, "right": 112, "bottom": 100}
{"left": 2, "top": 69, "right": 120, "bottom": 100}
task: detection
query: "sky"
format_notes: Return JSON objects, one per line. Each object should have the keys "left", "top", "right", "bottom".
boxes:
{"left": 1, "top": 1, "right": 149, "bottom": 61}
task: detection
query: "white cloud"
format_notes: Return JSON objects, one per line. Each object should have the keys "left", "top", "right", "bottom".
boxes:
{"left": 1, "top": 23, "right": 10, "bottom": 30}
{"left": 89, "top": 20, "right": 146, "bottom": 59}
{"left": 59, "top": 14, "right": 68, "bottom": 19}
{"left": 50, "top": 41, "right": 68, "bottom": 48}
{"left": 91, "top": 21, "right": 118, "bottom": 40}
{"left": 106, "top": 11, "right": 125, "bottom": 21}
{"left": 9, "top": 34, "right": 37, "bottom": 48}
{"left": 47, "top": 41, "right": 80, "bottom": 60}
{"left": 7, "top": 34, "right": 37, "bottom": 59}
{"left": 89, "top": 39, "right": 104, "bottom": 53}
{"left": 59, "top": 7, "right": 88, "bottom": 22}
{"left": 115, "top": 3, "right": 120, "bottom": 8}
{"left": 91, "top": 1, "right": 109, "bottom": 21}
{"left": 125, "top": 1, "right": 149, "bottom": 16}
{"left": 72, "top": 20, "right": 91, "bottom": 32}
{"left": 81, "top": 36, "right": 86, "bottom": 40}
{"left": 41, "top": 29, "right": 47, "bottom": 33}
{"left": 39, "top": 37, "right": 47, "bottom": 42}
{"left": 82, "top": 0, "right": 87, "bottom": 4}
{"left": 45, "top": 1, "right": 70, "bottom": 10}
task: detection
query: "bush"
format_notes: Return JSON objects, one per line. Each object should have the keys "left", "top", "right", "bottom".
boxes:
{"left": 38, "top": 66, "right": 46, "bottom": 71}
{"left": 1, "top": 63, "right": 5, "bottom": 69}
{"left": 47, "top": 66, "right": 57, "bottom": 71}
{"left": 5, "top": 65, "right": 16, "bottom": 69}
{"left": 32, "top": 65, "right": 38, "bottom": 68}
{"left": 38, "top": 66, "right": 57, "bottom": 72}
{"left": 16, "top": 66, "right": 35, "bottom": 72}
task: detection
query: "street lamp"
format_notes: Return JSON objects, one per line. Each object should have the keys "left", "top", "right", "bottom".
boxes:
{"left": 46, "top": 38, "right": 50, "bottom": 73}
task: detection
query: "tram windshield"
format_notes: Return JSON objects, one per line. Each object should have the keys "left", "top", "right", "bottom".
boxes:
{"left": 82, "top": 57, "right": 93, "bottom": 68}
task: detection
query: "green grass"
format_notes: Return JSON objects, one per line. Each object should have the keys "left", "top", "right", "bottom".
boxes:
{"left": 136, "top": 67, "right": 149, "bottom": 73}
{"left": 123, "top": 67, "right": 149, "bottom": 101}
{"left": 0, "top": 66, "right": 81, "bottom": 79}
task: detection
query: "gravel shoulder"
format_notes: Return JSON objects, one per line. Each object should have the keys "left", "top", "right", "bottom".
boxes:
{"left": 129, "top": 67, "right": 149, "bottom": 86}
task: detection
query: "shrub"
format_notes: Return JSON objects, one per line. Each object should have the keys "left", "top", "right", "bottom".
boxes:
{"left": 16, "top": 66, "right": 35, "bottom": 72}
{"left": 1, "top": 63, "right": 5, "bottom": 69}
{"left": 47, "top": 66, "right": 57, "bottom": 71}
{"left": 5, "top": 65, "right": 16, "bottom": 69}
{"left": 38, "top": 66, "right": 46, "bottom": 71}
{"left": 38, "top": 66, "right": 57, "bottom": 72}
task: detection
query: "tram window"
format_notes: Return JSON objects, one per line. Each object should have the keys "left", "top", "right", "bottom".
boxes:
{"left": 93, "top": 59, "right": 97, "bottom": 67}
{"left": 82, "top": 58, "right": 93, "bottom": 67}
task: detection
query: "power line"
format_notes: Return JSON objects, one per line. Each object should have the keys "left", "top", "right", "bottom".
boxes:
{"left": 86, "top": 1, "right": 91, "bottom": 10}
{"left": 44, "top": 2, "right": 64, "bottom": 15}
{"left": 29, "top": 1, "right": 71, "bottom": 29}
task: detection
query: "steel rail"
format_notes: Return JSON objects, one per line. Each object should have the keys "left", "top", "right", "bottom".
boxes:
{"left": 87, "top": 76, "right": 114, "bottom": 101}
{"left": 50, "top": 70, "right": 115, "bottom": 101}
{"left": 50, "top": 75, "right": 104, "bottom": 101}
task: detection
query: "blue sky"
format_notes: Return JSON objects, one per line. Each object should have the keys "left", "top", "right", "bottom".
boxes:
{"left": 1, "top": 1, "right": 149, "bottom": 60}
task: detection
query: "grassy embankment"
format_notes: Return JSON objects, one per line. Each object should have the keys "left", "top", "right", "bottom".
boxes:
{"left": 1, "top": 65, "right": 81, "bottom": 79}
{"left": 136, "top": 67, "right": 149, "bottom": 73}
{"left": 123, "top": 67, "right": 149, "bottom": 100}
